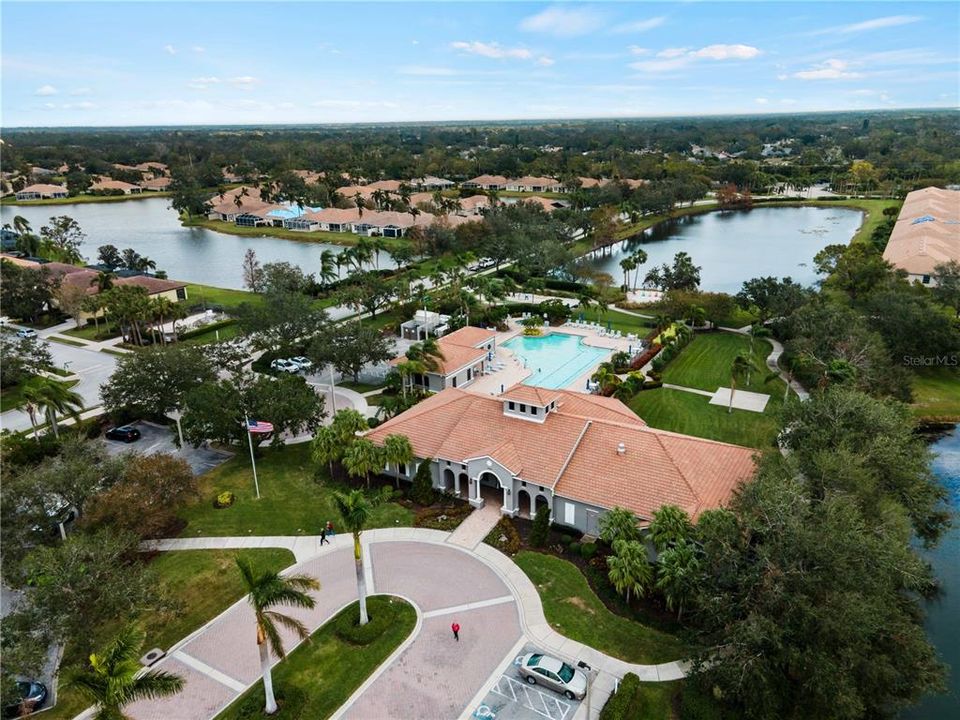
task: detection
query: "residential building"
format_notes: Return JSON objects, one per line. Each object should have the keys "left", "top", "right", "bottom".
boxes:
{"left": 576, "top": 177, "right": 610, "bottom": 189}
{"left": 399, "top": 310, "right": 451, "bottom": 341}
{"left": 15, "top": 183, "right": 68, "bottom": 200}
{"left": 365, "top": 385, "right": 756, "bottom": 531}
{"left": 457, "top": 194, "right": 492, "bottom": 216}
{"left": 140, "top": 176, "right": 172, "bottom": 191}
{"left": 413, "top": 176, "right": 455, "bottom": 190}
{"left": 392, "top": 325, "right": 497, "bottom": 392}
{"left": 90, "top": 178, "right": 142, "bottom": 194}
{"left": 462, "top": 175, "right": 509, "bottom": 191}
{"left": 882, "top": 187, "right": 960, "bottom": 286}
{"left": 506, "top": 176, "right": 563, "bottom": 193}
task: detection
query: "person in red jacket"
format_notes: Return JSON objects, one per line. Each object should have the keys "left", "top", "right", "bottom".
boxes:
{"left": 451, "top": 621, "right": 460, "bottom": 642}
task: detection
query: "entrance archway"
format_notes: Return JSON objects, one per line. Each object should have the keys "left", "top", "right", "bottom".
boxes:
{"left": 517, "top": 489, "right": 532, "bottom": 518}
{"left": 458, "top": 472, "right": 469, "bottom": 497}
{"left": 479, "top": 471, "right": 502, "bottom": 506}
{"left": 442, "top": 468, "right": 455, "bottom": 492}
{"left": 534, "top": 494, "right": 549, "bottom": 516}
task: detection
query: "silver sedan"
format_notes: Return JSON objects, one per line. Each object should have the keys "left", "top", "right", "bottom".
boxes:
{"left": 516, "top": 652, "right": 587, "bottom": 700}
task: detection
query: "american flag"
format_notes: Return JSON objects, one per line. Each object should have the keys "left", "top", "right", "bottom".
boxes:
{"left": 246, "top": 419, "right": 274, "bottom": 434}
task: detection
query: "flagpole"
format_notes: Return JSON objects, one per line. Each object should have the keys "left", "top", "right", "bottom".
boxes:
{"left": 244, "top": 413, "right": 261, "bottom": 499}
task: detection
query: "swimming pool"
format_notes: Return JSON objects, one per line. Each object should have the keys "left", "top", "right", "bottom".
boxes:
{"left": 503, "top": 332, "right": 611, "bottom": 389}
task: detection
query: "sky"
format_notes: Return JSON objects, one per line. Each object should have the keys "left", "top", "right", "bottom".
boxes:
{"left": 1, "top": 1, "right": 957, "bottom": 127}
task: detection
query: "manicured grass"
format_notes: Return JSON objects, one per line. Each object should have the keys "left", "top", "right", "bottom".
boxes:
{"left": 576, "top": 307, "right": 656, "bottom": 335}
{"left": 48, "top": 335, "right": 90, "bottom": 347}
{"left": 215, "top": 596, "right": 416, "bottom": 720}
{"left": 63, "top": 323, "right": 120, "bottom": 341}
{"left": 338, "top": 381, "right": 385, "bottom": 393}
{"left": 44, "top": 548, "right": 294, "bottom": 720}
{"left": 662, "top": 332, "right": 778, "bottom": 394}
{"left": 99, "top": 347, "right": 129, "bottom": 357}
{"left": 0, "top": 378, "right": 79, "bottom": 412}
{"left": 1, "top": 192, "right": 172, "bottom": 206}
{"left": 358, "top": 307, "right": 404, "bottom": 332}
{"left": 179, "top": 443, "right": 414, "bottom": 536}
{"left": 514, "top": 552, "right": 688, "bottom": 665}
{"left": 179, "top": 321, "right": 242, "bottom": 346}
{"left": 911, "top": 366, "right": 960, "bottom": 420}
{"left": 184, "top": 283, "right": 260, "bottom": 311}
{"left": 629, "top": 387, "right": 782, "bottom": 449}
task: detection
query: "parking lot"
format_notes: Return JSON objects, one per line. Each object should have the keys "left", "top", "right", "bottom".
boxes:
{"left": 102, "top": 421, "right": 233, "bottom": 475}
{"left": 472, "top": 644, "right": 584, "bottom": 720}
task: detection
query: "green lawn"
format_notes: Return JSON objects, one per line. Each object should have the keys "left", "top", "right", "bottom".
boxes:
{"left": 662, "top": 333, "right": 778, "bottom": 394}
{"left": 63, "top": 322, "right": 120, "bottom": 341}
{"left": 180, "top": 321, "right": 242, "bottom": 346}
{"left": 184, "top": 284, "right": 260, "bottom": 311}
{"left": 576, "top": 307, "right": 656, "bottom": 335}
{"left": 179, "top": 443, "right": 414, "bottom": 536}
{"left": 338, "top": 381, "right": 385, "bottom": 393}
{"left": 911, "top": 366, "right": 960, "bottom": 420}
{"left": 629, "top": 387, "right": 781, "bottom": 449}
{"left": 45, "top": 548, "right": 294, "bottom": 720}
{"left": 514, "top": 552, "right": 688, "bottom": 665}
{"left": 215, "top": 596, "right": 416, "bottom": 720}
{"left": 1, "top": 192, "right": 172, "bottom": 206}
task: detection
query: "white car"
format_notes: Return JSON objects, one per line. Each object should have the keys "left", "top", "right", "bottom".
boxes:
{"left": 270, "top": 358, "right": 299, "bottom": 373}
{"left": 290, "top": 356, "right": 313, "bottom": 372}
{"left": 16, "top": 328, "right": 38, "bottom": 339}
{"left": 516, "top": 653, "right": 587, "bottom": 700}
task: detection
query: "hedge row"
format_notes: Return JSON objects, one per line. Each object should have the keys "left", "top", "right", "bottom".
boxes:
{"left": 177, "top": 318, "right": 236, "bottom": 340}
{"left": 599, "top": 673, "right": 643, "bottom": 720}
{"left": 331, "top": 596, "right": 402, "bottom": 645}
{"left": 650, "top": 326, "right": 694, "bottom": 374}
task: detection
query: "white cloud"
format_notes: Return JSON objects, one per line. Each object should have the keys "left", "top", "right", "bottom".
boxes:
{"left": 188, "top": 76, "right": 221, "bottom": 90}
{"left": 411, "top": 40, "right": 419, "bottom": 45}
{"left": 630, "top": 44, "right": 761, "bottom": 73}
{"left": 780, "top": 98, "right": 798, "bottom": 105}
{"left": 192, "top": 46, "right": 205, "bottom": 53}
{"left": 70, "top": 87, "right": 92, "bottom": 96}
{"left": 311, "top": 100, "right": 399, "bottom": 109}
{"left": 34, "top": 84, "right": 58, "bottom": 96}
{"left": 536, "top": 56, "right": 556, "bottom": 67}
{"left": 163, "top": 44, "right": 177, "bottom": 55}
{"left": 398, "top": 65, "right": 458, "bottom": 76}
{"left": 451, "top": 41, "right": 532, "bottom": 60}
{"left": 811, "top": 15, "right": 923, "bottom": 35}
{"left": 519, "top": 6, "right": 606, "bottom": 37}
{"left": 63, "top": 101, "right": 96, "bottom": 110}
{"left": 228, "top": 76, "right": 259, "bottom": 89}
{"left": 609, "top": 16, "right": 666, "bottom": 34}
{"left": 628, "top": 46, "right": 651, "bottom": 56}
{"left": 755, "top": 97, "right": 769, "bottom": 104}
{"left": 792, "top": 59, "right": 863, "bottom": 80}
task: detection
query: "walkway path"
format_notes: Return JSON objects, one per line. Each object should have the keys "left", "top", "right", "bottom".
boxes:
{"left": 133, "top": 529, "right": 688, "bottom": 720}
{"left": 719, "top": 326, "right": 809, "bottom": 401}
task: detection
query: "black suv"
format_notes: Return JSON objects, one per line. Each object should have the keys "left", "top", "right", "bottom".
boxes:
{"left": 105, "top": 425, "right": 141, "bottom": 443}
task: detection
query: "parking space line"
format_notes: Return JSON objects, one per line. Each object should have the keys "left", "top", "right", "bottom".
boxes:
{"left": 423, "top": 595, "right": 515, "bottom": 619}
{"left": 172, "top": 650, "right": 246, "bottom": 693}
{"left": 490, "top": 675, "right": 573, "bottom": 720}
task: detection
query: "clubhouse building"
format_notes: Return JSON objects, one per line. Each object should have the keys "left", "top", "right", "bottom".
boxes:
{"left": 366, "top": 385, "right": 756, "bottom": 534}
{"left": 882, "top": 186, "right": 960, "bottom": 286}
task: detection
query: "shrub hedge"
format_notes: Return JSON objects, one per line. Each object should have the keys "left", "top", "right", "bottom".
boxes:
{"left": 332, "top": 596, "right": 401, "bottom": 645}
{"left": 599, "top": 673, "right": 643, "bottom": 720}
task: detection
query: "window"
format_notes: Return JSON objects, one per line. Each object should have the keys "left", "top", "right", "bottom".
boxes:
{"left": 564, "top": 502, "right": 575, "bottom": 525}
{"left": 520, "top": 404, "right": 527, "bottom": 412}
{"left": 467, "top": 368, "right": 472, "bottom": 381}
{"left": 452, "top": 376, "right": 458, "bottom": 388}
{"left": 176, "top": 288, "right": 186, "bottom": 300}
{"left": 508, "top": 401, "right": 515, "bottom": 410}
{"left": 922, "top": 275, "right": 931, "bottom": 284}
{"left": 531, "top": 407, "right": 538, "bottom": 416}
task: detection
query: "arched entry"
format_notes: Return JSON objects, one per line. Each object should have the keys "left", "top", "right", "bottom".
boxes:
{"left": 478, "top": 471, "right": 503, "bottom": 506}
{"left": 458, "top": 472, "right": 469, "bottom": 497}
{"left": 517, "top": 489, "right": 532, "bottom": 518}
{"left": 442, "top": 468, "right": 455, "bottom": 492}
{"left": 534, "top": 494, "right": 550, "bottom": 516}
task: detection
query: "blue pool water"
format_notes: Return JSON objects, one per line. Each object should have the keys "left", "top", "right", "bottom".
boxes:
{"left": 503, "top": 332, "right": 611, "bottom": 389}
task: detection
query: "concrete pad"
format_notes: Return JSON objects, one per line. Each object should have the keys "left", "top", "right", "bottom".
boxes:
{"left": 708, "top": 387, "right": 770, "bottom": 413}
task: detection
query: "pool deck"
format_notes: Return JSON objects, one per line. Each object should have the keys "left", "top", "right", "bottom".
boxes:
{"left": 466, "top": 320, "right": 638, "bottom": 397}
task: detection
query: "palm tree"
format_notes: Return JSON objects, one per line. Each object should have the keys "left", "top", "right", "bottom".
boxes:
{"left": 418, "top": 337, "right": 445, "bottom": 372}
{"left": 12, "top": 215, "right": 31, "bottom": 235}
{"left": 648, "top": 504, "right": 693, "bottom": 552}
{"left": 630, "top": 250, "right": 648, "bottom": 290}
{"left": 168, "top": 301, "right": 188, "bottom": 340}
{"left": 342, "top": 438, "right": 382, "bottom": 489}
{"left": 606, "top": 539, "right": 652, "bottom": 603}
{"left": 152, "top": 297, "right": 175, "bottom": 345}
{"left": 92, "top": 271, "right": 116, "bottom": 293}
{"left": 619, "top": 257, "right": 636, "bottom": 291}
{"left": 353, "top": 191, "right": 365, "bottom": 219}
{"left": 591, "top": 365, "right": 620, "bottom": 395}
{"left": 236, "top": 556, "right": 319, "bottom": 715}
{"left": 312, "top": 425, "right": 340, "bottom": 477}
{"left": 319, "top": 250, "right": 338, "bottom": 290}
{"left": 382, "top": 434, "right": 414, "bottom": 489}
{"left": 22, "top": 395, "right": 41, "bottom": 441}
{"left": 22, "top": 377, "right": 84, "bottom": 438}
{"left": 66, "top": 625, "right": 184, "bottom": 720}
{"left": 655, "top": 540, "right": 700, "bottom": 621}
{"left": 728, "top": 353, "right": 757, "bottom": 414}
{"left": 332, "top": 488, "right": 388, "bottom": 626}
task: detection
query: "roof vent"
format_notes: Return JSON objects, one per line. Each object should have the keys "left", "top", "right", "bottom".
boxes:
{"left": 617, "top": 442, "right": 626, "bottom": 455}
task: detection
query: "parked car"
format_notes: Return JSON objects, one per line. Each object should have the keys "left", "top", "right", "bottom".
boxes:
{"left": 289, "top": 356, "right": 313, "bottom": 372}
{"left": 15, "top": 328, "right": 37, "bottom": 339}
{"left": 270, "top": 358, "right": 299, "bottom": 373}
{"left": 3, "top": 680, "right": 48, "bottom": 718}
{"left": 105, "top": 425, "right": 142, "bottom": 443}
{"left": 516, "top": 653, "right": 587, "bottom": 700}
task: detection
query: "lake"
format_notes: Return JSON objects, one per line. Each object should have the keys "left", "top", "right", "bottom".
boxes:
{"left": 579, "top": 206, "right": 864, "bottom": 294}
{"left": 0, "top": 197, "right": 395, "bottom": 289}
{"left": 904, "top": 425, "right": 960, "bottom": 718}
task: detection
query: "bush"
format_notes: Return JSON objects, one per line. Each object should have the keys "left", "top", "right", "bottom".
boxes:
{"left": 415, "top": 501, "right": 474, "bottom": 530}
{"left": 530, "top": 504, "right": 551, "bottom": 548}
{"left": 332, "top": 597, "right": 399, "bottom": 645}
{"left": 630, "top": 344, "right": 661, "bottom": 371}
{"left": 411, "top": 459, "right": 437, "bottom": 506}
{"left": 580, "top": 542, "right": 598, "bottom": 560}
{"left": 568, "top": 540, "right": 582, "bottom": 555}
{"left": 599, "top": 673, "right": 642, "bottom": 720}
{"left": 366, "top": 417, "right": 381, "bottom": 429}
{"left": 215, "top": 491, "right": 235, "bottom": 508}
{"left": 233, "top": 685, "right": 306, "bottom": 719}
{"left": 177, "top": 318, "right": 236, "bottom": 341}
{"left": 484, "top": 517, "right": 521, "bottom": 555}
{"left": 680, "top": 683, "right": 729, "bottom": 720}
{"left": 560, "top": 533, "right": 573, "bottom": 545}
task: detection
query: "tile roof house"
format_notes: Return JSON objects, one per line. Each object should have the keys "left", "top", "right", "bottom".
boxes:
{"left": 391, "top": 325, "right": 497, "bottom": 392}
{"left": 462, "top": 175, "right": 510, "bottom": 191}
{"left": 90, "top": 178, "right": 143, "bottom": 194}
{"left": 140, "top": 176, "right": 172, "bottom": 191}
{"left": 506, "top": 176, "right": 563, "bottom": 193}
{"left": 882, "top": 187, "right": 960, "bottom": 286}
{"left": 366, "top": 386, "right": 757, "bottom": 531}
{"left": 15, "top": 184, "right": 69, "bottom": 201}
{"left": 412, "top": 176, "right": 455, "bottom": 190}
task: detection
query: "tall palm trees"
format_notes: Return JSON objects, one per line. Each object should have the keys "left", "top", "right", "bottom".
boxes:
{"left": 332, "top": 488, "right": 387, "bottom": 627}
{"left": 342, "top": 437, "right": 382, "bottom": 489}
{"left": 319, "top": 249, "right": 338, "bottom": 289}
{"left": 236, "top": 556, "right": 319, "bottom": 715}
{"left": 606, "top": 539, "right": 652, "bottom": 603}
{"left": 22, "top": 377, "right": 84, "bottom": 438}
{"left": 66, "top": 625, "right": 184, "bottom": 720}
{"left": 382, "top": 434, "right": 414, "bottom": 489}
{"left": 729, "top": 353, "right": 757, "bottom": 414}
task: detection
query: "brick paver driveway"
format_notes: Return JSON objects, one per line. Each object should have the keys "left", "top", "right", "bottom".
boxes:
{"left": 122, "top": 539, "right": 522, "bottom": 720}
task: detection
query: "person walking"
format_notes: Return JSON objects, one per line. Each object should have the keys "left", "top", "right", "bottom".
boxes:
{"left": 451, "top": 621, "right": 460, "bottom": 642}
{"left": 320, "top": 526, "right": 329, "bottom": 546}
{"left": 326, "top": 520, "right": 335, "bottom": 537}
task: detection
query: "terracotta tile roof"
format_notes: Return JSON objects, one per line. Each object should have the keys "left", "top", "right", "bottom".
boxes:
{"left": 882, "top": 187, "right": 959, "bottom": 276}
{"left": 366, "top": 388, "right": 755, "bottom": 518}
{"left": 18, "top": 183, "right": 67, "bottom": 194}
{"left": 513, "top": 176, "right": 559, "bottom": 188}
{"left": 577, "top": 177, "right": 609, "bottom": 188}
{"left": 115, "top": 275, "right": 187, "bottom": 294}
{"left": 390, "top": 342, "right": 487, "bottom": 375}
{"left": 90, "top": 178, "right": 141, "bottom": 192}
{"left": 140, "top": 177, "right": 171, "bottom": 190}
{"left": 459, "top": 195, "right": 491, "bottom": 212}
{"left": 500, "top": 384, "right": 562, "bottom": 406}
{"left": 519, "top": 196, "right": 562, "bottom": 212}
{"left": 465, "top": 174, "right": 509, "bottom": 186}
{"left": 441, "top": 325, "right": 496, "bottom": 348}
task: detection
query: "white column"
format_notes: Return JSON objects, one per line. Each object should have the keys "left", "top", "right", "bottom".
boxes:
{"left": 502, "top": 484, "right": 510, "bottom": 512}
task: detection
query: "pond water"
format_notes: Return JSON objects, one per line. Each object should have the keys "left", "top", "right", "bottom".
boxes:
{"left": 0, "top": 197, "right": 395, "bottom": 289}
{"left": 579, "top": 206, "right": 864, "bottom": 294}
{"left": 904, "top": 425, "right": 960, "bottom": 718}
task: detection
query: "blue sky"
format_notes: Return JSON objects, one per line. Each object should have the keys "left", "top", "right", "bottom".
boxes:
{"left": 2, "top": 1, "right": 957, "bottom": 127}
